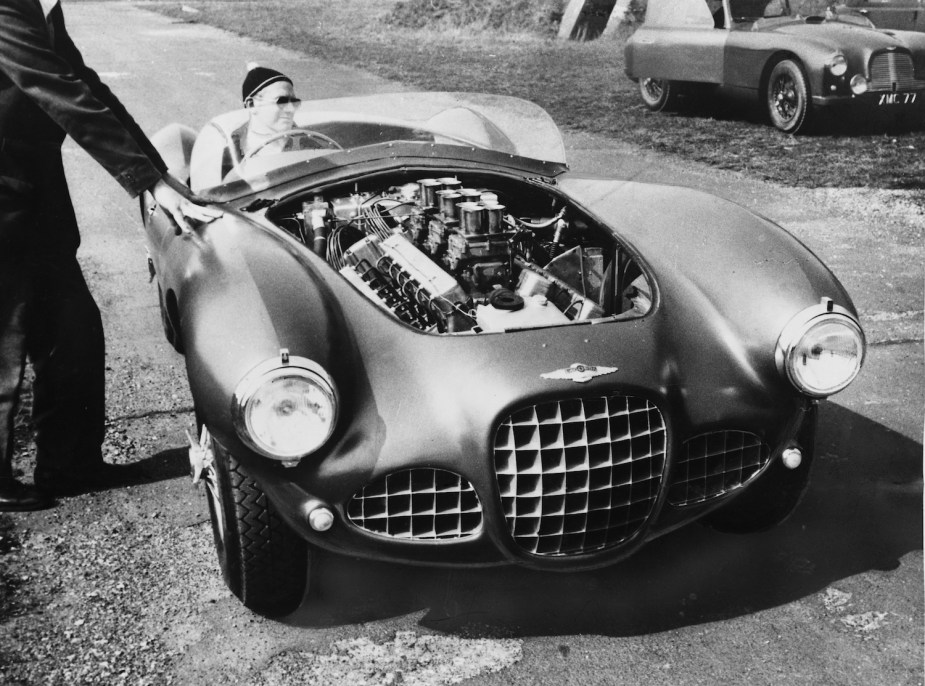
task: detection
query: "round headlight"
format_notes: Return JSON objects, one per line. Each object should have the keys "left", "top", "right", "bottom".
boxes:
{"left": 850, "top": 75, "right": 869, "bottom": 95}
{"left": 776, "top": 299, "right": 865, "bottom": 398}
{"left": 828, "top": 54, "right": 848, "bottom": 77}
{"left": 233, "top": 356, "right": 337, "bottom": 461}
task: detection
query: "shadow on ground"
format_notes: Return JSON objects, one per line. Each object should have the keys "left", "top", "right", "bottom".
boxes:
{"left": 290, "top": 401, "right": 922, "bottom": 635}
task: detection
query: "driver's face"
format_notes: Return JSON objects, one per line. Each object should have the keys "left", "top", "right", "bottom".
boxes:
{"left": 248, "top": 81, "right": 299, "bottom": 134}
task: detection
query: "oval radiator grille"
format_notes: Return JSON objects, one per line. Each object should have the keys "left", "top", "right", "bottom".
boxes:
{"left": 668, "top": 431, "right": 770, "bottom": 506}
{"left": 869, "top": 51, "right": 918, "bottom": 92}
{"left": 348, "top": 469, "right": 482, "bottom": 540}
{"left": 493, "top": 395, "right": 667, "bottom": 557}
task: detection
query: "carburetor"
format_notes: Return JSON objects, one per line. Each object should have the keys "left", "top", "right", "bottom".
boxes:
{"left": 415, "top": 178, "right": 513, "bottom": 298}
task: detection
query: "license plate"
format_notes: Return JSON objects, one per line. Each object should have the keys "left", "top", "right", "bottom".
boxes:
{"left": 877, "top": 92, "right": 918, "bottom": 106}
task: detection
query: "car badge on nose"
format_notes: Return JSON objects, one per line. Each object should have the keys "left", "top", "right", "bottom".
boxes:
{"left": 541, "top": 363, "right": 618, "bottom": 383}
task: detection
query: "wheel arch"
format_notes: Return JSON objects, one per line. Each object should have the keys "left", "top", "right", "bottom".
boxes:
{"left": 162, "top": 286, "right": 184, "bottom": 354}
{"left": 759, "top": 51, "right": 809, "bottom": 101}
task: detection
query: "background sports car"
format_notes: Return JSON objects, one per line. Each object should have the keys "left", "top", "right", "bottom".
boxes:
{"left": 144, "top": 92, "right": 865, "bottom": 616}
{"left": 624, "top": 0, "right": 925, "bottom": 132}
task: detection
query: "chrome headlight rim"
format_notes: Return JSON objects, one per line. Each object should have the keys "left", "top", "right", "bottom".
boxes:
{"left": 775, "top": 298, "right": 865, "bottom": 398}
{"left": 232, "top": 354, "right": 338, "bottom": 461}
{"left": 850, "top": 74, "right": 869, "bottom": 95}
{"left": 828, "top": 54, "right": 848, "bottom": 77}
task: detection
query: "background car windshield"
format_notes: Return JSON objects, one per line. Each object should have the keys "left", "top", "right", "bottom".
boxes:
{"left": 190, "top": 92, "right": 567, "bottom": 196}
{"left": 729, "top": 0, "right": 853, "bottom": 19}
{"left": 644, "top": 0, "right": 715, "bottom": 26}
{"left": 729, "top": 0, "right": 791, "bottom": 19}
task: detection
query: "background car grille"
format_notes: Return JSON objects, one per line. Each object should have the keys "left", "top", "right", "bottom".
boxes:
{"left": 869, "top": 51, "right": 917, "bottom": 92}
{"left": 347, "top": 469, "right": 482, "bottom": 540}
{"left": 668, "top": 431, "right": 770, "bottom": 506}
{"left": 494, "top": 395, "right": 666, "bottom": 557}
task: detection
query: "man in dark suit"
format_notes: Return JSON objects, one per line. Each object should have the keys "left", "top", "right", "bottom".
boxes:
{"left": 0, "top": 0, "right": 221, "bottom": 509}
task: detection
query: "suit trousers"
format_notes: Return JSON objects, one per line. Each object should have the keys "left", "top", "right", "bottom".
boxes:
{"left": 0, "top": 144, "right": 105, "bottom": 479}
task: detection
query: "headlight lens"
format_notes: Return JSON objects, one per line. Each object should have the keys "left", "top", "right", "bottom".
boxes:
{"left": 828, "top": 54, "right": 848, "bottom": 77}
{"left": 776, "top": 300, "right": 865, "bottom": 398}
{"left": 233, "top": 356, "right": 337, "bottom": 461}
{"left": 850, "top": 75, "right": 869, "bottom": 95}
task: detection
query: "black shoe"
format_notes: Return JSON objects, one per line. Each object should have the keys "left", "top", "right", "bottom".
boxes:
{"left": 0, "top": 477, "right": 53, "bottom": 511}
{"left": 34, "top": 462, "right": 146, "bottom": 497}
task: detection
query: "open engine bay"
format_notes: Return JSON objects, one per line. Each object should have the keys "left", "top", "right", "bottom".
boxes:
{"left": 268, "top": 172, "right": 652, "bottom": 334}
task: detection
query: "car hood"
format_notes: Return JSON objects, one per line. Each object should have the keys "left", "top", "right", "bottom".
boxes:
{"left": 757, "top": 18, "right": 915, "bottom": 51}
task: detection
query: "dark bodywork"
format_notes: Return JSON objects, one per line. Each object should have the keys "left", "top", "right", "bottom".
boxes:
{"left": 144, "top": 93, "right": 857, "bottom": 577}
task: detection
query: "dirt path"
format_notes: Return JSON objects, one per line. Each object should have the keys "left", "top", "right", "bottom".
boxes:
{"left": 0, "top": 4, "right": 920, "bottom": 685}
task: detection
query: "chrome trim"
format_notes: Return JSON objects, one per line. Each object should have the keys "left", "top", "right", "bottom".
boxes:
{"left": 231, "top": 355, "right": 338, "bottom": 460}
{"left": 669, "top": 431, "right": 770, "bottom": 506}
{"left": 869, "top": 51, "right": 919, "bottom": 92}
{"left": 775, "top": 298, "right": 865, "bottom": 398}
{"left": 347, "top": 469, "right": 483, "bottom": 540}
{"left": 494, "top": 395, "right": 667, "bottom": 557}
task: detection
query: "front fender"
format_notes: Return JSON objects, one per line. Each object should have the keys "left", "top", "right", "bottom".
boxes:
{"left": 164, "top": 211, "right": 356, "bottom": 456}
{"left": 556, "top": 174, "right": 857, "bottom": 351}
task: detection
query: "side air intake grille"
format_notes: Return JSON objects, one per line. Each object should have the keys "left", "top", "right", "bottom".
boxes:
{"left": 347, "top": 469, "right": 482, "bottom": 540}
{"left": 668, "top": 431, "right": 770, "bottom": 506}
{"left": 494, "top": 395, "right": 666, "bottom": 557}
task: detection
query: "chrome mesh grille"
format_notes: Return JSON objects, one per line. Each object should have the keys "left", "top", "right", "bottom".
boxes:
{"left": 869, "top": 51, "right": 917, "bottom": 91}
{"left": 347, "top": 469, "right": 482, "bottom": 540}
{"left": 494, "top": 395, "right": 666, "bottom": 557}
{"left": 668, "top": 431, "right": 770, "bottom": 506}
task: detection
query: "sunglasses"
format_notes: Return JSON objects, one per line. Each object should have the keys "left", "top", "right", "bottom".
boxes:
{"left": 253, "top": 95, "right": 301, "bottom": 107}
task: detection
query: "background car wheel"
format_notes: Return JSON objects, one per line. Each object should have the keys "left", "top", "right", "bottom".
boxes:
{"left": 203, "top": 438, "right": 309, "bottom": 616}
{"left": 638, "top": 78, "right": 679, "bottom": 112}
{"left": 766, "top": 59, "right": 811, "bottom": 134}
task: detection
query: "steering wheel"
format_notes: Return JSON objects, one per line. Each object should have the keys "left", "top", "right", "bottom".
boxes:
{"left": 242, "top": 128, "right": 343, "bottom": 162}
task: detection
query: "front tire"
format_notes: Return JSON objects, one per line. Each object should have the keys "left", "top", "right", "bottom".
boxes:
{"left": 204, "top": 438, "right": 309, "bottom": 616}
{"left": 638, "top": 77, "right": 679, "bottom": 112}
{"left": 766, "top": 59, "right": 811, "bottom": 133}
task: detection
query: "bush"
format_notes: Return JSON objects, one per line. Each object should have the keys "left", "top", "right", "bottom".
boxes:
{"left": 386, "top": 0, "right": 566, "bottom": 36}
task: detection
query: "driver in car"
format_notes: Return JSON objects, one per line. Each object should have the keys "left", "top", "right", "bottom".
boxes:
{"left": 223, "top": 64, "right": 302, "bottom": 174}
{"left": 189, "top": 64, "right": 336, "bottom": 191}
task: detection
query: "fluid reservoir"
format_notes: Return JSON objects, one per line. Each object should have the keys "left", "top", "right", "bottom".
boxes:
{"left": 475, "top": 294, "right": 570, "bottom": 332}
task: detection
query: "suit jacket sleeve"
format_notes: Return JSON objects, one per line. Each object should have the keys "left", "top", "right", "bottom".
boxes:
{"left": 0, "top": 0, "right": 166, "bottom": 196}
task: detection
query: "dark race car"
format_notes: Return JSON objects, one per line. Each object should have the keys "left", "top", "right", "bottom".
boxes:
{"left": 144, "top": 92, "right": 866, "bottom": 616}
{"left": 624, "top": 0, "right": 925, "bottom": 132}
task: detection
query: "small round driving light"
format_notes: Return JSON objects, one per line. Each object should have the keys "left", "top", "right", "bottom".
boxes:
{"left": 308, "top": 507, "right": 334, "bottom": 532}
{"left": 850, "top": 75, "right": 869, "bottom": 95}
{"left": 776, "top": 299, "right": 865, "bottom": 398}
{"left": 781, "top": 448, "right": 803, "bottom": 470}
{"left": 828, "top": 54, "right": 848, "bottom": 77}
{"left": 233, "top": 356, "right": 338, "bottom": 461}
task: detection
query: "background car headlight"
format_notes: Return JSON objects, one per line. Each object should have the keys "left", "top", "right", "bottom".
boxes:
{"left": 850, "top": 75, "right": 869, "bottom": 95}
{"left": 233, "top": 355, "right": 337, "bottom": 461}
{"left": 776, "top": 299, "right": 865, "bottom": 398}
{"left": 828, "top": 54, "right": 848, "bottom": 77}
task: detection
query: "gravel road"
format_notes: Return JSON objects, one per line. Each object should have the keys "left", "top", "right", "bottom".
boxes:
{"left": 0, "top": 4, "right": 921, "bottom": 685}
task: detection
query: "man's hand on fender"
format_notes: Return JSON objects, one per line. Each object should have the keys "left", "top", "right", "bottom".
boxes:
{"left": 151, "top": 175, "right": 223, "bottom": 236}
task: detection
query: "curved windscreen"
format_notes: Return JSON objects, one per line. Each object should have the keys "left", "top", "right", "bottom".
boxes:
{"left": 188, "top": 92, "right": 567, "bottom": 196}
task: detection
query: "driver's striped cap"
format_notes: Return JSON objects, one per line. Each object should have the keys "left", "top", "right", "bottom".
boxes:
{"left": 242, "top": 64, "right": 293, "bottom": 102}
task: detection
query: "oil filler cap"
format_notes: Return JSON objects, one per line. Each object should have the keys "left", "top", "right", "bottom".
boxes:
{"left": 489, "top": 288, "right": 525, "bottom": 311}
